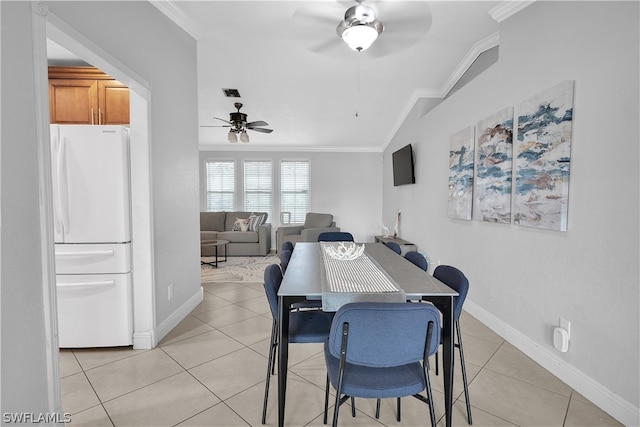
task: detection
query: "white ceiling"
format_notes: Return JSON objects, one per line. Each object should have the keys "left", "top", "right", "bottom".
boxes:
{"left": 48, "top": 1, "right": 529, "bottom": 152}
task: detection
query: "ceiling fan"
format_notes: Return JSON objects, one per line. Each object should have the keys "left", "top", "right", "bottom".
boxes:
{"left": 201, "top": 102, "right": 273, "bottom": 143}
{"left": 294, "top": 0, "right": 432, "bottom": 58}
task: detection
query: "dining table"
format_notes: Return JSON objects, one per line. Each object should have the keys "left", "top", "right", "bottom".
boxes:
{"left": 277, "top": 242, "right": 458, "bottom": 427}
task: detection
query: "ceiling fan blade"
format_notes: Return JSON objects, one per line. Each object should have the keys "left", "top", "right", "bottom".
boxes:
{"left": 212, "top": 116, "right": 233, "bottom": 125}
{"left": 248, "top": 127, "right": 273, "bottom": 134}
{"left": 200, "top": 125, "right": 231, "bottom": 128}
{"left": 247, "top": 120, "right": 269, "bottom": 127}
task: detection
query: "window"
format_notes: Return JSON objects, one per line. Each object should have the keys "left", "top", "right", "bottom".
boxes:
{"left": 205, "top": 160, "right": 235, "bottom": 211}
{"left": 280, "top": 160, "right": 309, "bottom": 224}
{"left": 243, "top": 160, "right": 272, "bottom": 223}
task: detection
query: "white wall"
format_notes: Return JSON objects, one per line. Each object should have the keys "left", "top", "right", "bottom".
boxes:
{"left": 1, "top": 0, "right": 201, "bottom": 413}
{"left": 44, "top": 1, "right": 202, "bottom": 334}
{"left": 200, "top": 150, "right": 383, "bottom": 246}
{"left": 383, "top": 2, "right": 639, "bottom": 424}
{"left": 1, "top": 1, "right": 52, "bottom": 414}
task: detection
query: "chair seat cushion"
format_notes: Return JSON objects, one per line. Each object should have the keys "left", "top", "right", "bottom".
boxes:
{"left": 324, "top": 344, "right": 425, "bottom": 398}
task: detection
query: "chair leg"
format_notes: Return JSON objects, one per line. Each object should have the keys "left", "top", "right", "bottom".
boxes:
{"left": 375, "top": 399, "right": 381, "bottom": 419}
{"left": 350, "top": 397, "right": 356, "bottom": 417}
{"left": 323, "top": 375, "right": 330, "bottom": 424}
{"left": 435, "top": 351, "right": 439, "bottom": 376}
{"left": 456, "top": 320, "right": 473, "bottom": 425}
{"left": 261, "top": 320, "right": 278, "bottom": 424}
{"left": 396, "top": 397, "right": 401, "bottom": 422}
{"left": 424, "top": 365, "right": 437, "bottom": 427}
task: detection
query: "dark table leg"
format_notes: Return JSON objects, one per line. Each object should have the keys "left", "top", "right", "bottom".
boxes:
{"left": 427, "top": 295, "right": 454, "bottom": 427}
{"left": 277, "top": 296, "right": 290, "bottom": 427}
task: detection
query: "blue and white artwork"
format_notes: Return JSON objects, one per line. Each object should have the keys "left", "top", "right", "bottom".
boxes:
{"left": 473, "top": 107, "right": 514, "bottom": 223}
{"left": 514, "top": 81, "right": 574, "bottom": 231}
{"left": 448, "top": 126, "right": 475, "bottom": 220}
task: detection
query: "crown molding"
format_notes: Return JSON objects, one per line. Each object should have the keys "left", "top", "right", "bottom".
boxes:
{"left": 489, "top": 1, "right": 536, "bottom": 23}
{"left": 148, "top": 0, "right": 204, "bottom": 39}
{"left": 440, "top": 31, "right": 500, "bottom": 96}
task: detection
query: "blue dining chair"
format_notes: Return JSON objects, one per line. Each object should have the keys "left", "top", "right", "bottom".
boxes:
{"left": 433, "top": 265, "right": 473, "bottom": 424}
{"left": 323, "top": 302, "right": 440, "bottom": 427}
{"left": 385, "top": 241, "right": 402, "bottom": 255}
{"left": 404, "top": 251, "right": 428, "bottom": 271}
{"left": 279, "top": 249, "right": 292, "bottom": 273}
{"left": 318, "top": 232, "right": 354, "bottom": 242}
{"left": 261, "top": 264, "right": 333, "bottom": 424}
{"left": 282, "top": 241, "right": 294, "bottom": 253}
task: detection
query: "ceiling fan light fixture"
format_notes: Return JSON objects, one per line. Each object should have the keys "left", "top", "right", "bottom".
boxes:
{"left": 239, "top": 130, "right": 249, "bottom": 143}
{"left": 342, "top": 24, "right": 379, "bottom": 51}
{"left": 228, "top": 130, "right": 238, "bottom": 143}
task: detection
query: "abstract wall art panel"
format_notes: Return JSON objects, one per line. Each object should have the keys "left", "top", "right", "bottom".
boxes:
{"left": 514, "top": 81, "right": 574, "bottom": 231}
{"left": 473, "top": 107, "right": 514, "bottom": 224}
{"left": 448, "top": 126, "right": 475, "bottom": 220}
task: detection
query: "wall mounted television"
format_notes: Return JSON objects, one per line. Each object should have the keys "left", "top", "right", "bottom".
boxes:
{"left": 392, "top": 143, "right": 416, "bottom": 186}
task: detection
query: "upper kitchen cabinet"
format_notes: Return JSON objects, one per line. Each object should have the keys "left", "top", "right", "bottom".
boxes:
{"left": 49, "top": 66, "right": 130, "bottom": 125}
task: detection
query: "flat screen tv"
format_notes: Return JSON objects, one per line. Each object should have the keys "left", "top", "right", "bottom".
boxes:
{"left": 392, "top": 144, "right": 415, "bottom": 186}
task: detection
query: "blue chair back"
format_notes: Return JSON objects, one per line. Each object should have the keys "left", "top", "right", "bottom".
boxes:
{"left": 433, "top": 265, "right": 469, "bottom": 321}
{"left": 279, "top": 249, "right": 292, "bottom": 272}
{"left": 263, "top": 264, "right": 283, "bottom": 318}
{"left": 282, "top": 241, "right": 294, "bottom": 253}
{"left": 404, "top": 251, "right": 428, "bottom": 271}
{"left": 385, "top": 241, "right": 401, "bottom": 254}
{"left": 318, "top": 232, "right": 354, "bottom": 242}
{"left": 327, "top": 302, "right": 441, "bottom": 367}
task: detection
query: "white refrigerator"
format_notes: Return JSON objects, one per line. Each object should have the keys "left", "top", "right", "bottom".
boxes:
{"left": 51, "top": 124, "right": 133, "bottom": 348}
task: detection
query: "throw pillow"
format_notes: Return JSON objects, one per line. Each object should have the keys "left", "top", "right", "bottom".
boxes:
{"left": 247, "top": 215, "right": 259, "bottom": 232}
{"left": 232, "top": 218, "right": 250, "bottom": 232}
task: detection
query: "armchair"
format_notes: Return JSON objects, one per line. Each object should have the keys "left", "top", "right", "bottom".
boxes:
{"left": 276, "top": 212, "right": 340, "bottom": 252}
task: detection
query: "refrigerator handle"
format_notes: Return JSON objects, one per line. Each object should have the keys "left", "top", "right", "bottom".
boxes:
{"left": 52, "top": 135, "right": 63, "bottom": 234}
{"left": 58, "top": 137, "right": 71, "bottom": 233}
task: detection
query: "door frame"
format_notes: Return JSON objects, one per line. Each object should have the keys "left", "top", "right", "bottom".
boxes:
{"left": 31, "top": 1, "right": 157, "bottom": 413}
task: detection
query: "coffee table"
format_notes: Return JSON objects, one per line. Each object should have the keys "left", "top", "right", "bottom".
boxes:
{"left": 200, "top": 239, "right": 229, "bottom": 268}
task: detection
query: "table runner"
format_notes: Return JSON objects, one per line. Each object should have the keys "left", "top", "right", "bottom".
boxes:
{"left": 320, "top": 242, "right": 406, "bottom": 311}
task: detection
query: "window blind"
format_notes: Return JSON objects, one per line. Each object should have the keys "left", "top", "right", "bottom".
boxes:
{"left": 244, "top": 160, "right": 273, "bottom": 223}
{"left": 280, "top": 160, "right": 309, "bottom": 224}
{"left": 206, "top": 160, "right": 235, "bottom": 211}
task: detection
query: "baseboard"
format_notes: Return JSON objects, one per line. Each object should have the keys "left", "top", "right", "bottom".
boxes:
{"left": 154, "top": 287, "right": 204, "bottom": 345}
{"left": 132, "top": 330, "right": 155, "bottom": 350}
{"left": 464, "top": 300, "right": 639, "bottom": 427}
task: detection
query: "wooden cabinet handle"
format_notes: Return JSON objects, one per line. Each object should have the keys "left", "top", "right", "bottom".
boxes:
{"left": 91, "top": 108, "right": 95, "bottom": 125}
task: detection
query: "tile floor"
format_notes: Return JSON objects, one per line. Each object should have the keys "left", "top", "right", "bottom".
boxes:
{"left": 60, "top": 273, "right": 622, "bottom": 426}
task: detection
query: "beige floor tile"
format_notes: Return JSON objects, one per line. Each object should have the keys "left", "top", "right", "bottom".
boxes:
{"left": 72, "top": 346, "right": 148, "bottom": 371}
{"left": 202, "top": 281, "right": 241, "bottom": 295}
{"left": 236, "top": 295, "right": 271, "bottom": 315}
{"left": 564, "top": 397, "right": 623, "bottom": 426}
{"left": 218, "top": 315, "right": 273, "bottom": 346}
{"left": 192, "top": 304, "right": 261, "bottom": 329}
{"left": 226, "top": 374, "right": 328, "bottom": 426}
{"left": 158, "top": 315, "right": 214, "bottom": 346}
{"left": 289, "top": 351, "right": 329, "bottom": 390}
{"left": 216, "top": 286, "right": 265, "bottom": 303}
{"left": 189, "top": 292, "right": 234, "bottom": 315}
{"left": 459, "top": 311, "right": 504, "bottom": 344}
{"left": 160, "top": 329, "right": 245, "bottom": 369}
{"left": 103, "top": 372, "right": 219, "bottom": 426}
{"left": 429, "top": 355, "right": 482, "bottom": 402}
{"left": 85, "top": 348, "right": 183, "bottom": 402}
{"left": 176, "top": 402, "right": 250, "bottom": 426}
{"left": 59, "top": 349, "right": 82, "bottom": 378}
{"left": 443, "top": 400, "right": 516, "bottom": 427}
{"left": 468, "top": 369, "right": 569, "bottom": 426}
{"left": 66, "top": 404, "right": 113, "bottom": 426}
{"left": 455, "top": 334, "right": 502, "bottom": 368}
{"left": 60, "top": 372, "right": 101, "bottom": 415}
{"left": 189, "top": 347, "right": 267, "bottom": 400}
{"left": 484, "top": 341, "right": 572, "bottom": 397}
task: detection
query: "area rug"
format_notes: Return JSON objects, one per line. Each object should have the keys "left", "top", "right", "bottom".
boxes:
{"left": 201, "top": 255, "right": 279, "bottom": 283}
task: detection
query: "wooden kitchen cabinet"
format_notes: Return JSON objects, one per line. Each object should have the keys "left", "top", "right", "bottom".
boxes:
{"left": 49, "top": 66, "right": 130, "bottom": 125}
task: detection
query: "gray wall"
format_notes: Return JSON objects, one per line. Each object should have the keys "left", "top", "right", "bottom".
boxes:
{"left": 200, "top": 150, "right": 383, "bottom": 245}
{"left": 1, "top": 1, "right": 51, "bottom": 414}
{"left": 1, "top": 0, "right": 201, "bottom": 412}
{"left": 383, "top": 2, "right": 639, "bottom": 423}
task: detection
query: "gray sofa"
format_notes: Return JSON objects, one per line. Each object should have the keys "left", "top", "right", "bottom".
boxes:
{"left": 276, "top": 212, "right": 339, "bottom": 253}
{"left": 200, "top": 211, "right": 271, "bottom": 257}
